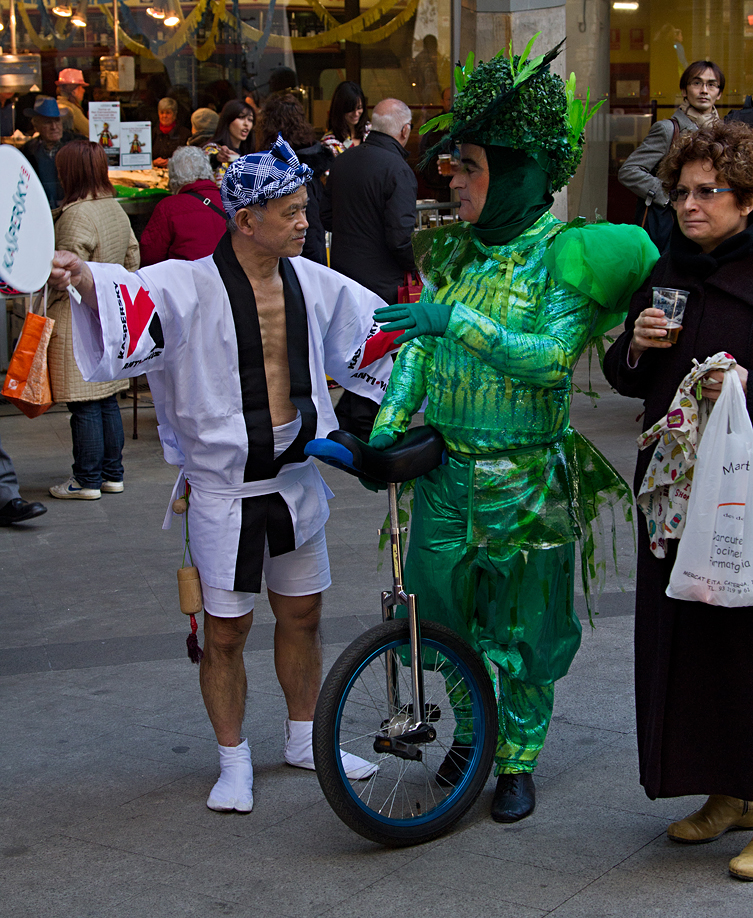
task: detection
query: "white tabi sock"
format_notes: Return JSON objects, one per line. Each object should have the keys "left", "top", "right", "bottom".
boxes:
{"left": 283, "top": 718, "right": 378, "bottom": 781}
{"left": 206, "top": 738, "right": 254, "bottom": 813}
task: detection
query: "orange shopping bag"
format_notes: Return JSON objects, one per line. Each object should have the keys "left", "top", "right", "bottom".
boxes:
{"left": 1, "top": 290, "right": 55, "bottom": 418}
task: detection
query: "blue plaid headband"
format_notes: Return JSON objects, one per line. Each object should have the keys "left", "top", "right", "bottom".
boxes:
{"left": 221, "top": 135, "right": 313, "bottom": 219}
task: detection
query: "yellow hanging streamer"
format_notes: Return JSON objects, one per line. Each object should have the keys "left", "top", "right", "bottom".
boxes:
{"left": 43, "top": 0, "right": 419, "bottom": 61}
{"left": 17, "top": 1, "right": 60, "bottom": 51}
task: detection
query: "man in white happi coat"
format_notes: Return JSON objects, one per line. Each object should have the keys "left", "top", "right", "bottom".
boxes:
{"left": 49, "top": 136, "right": 393, "bottom": 812}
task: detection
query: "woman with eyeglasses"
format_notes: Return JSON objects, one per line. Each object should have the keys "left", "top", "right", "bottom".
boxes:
{"left": 604, "top": 120, "right": 753, "bottom": 880}
{"left": 619, "top": 60, "right": 725, "bottom": 252}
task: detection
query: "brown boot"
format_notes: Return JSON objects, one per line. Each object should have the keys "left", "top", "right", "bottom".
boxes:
{"left": 667, "top": 795, "right": 753, "bottom": 844}
{"left": 729, "top": 837, "right": 753, "bottom": 880}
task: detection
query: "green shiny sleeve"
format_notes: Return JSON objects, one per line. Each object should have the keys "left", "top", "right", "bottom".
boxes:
{"left": 444, "top": 283, "right": 597, "bottom": 388}
{"left": 371, "top": 336, "right": 437, "bottom": 440}
{"left": 544, "top": 222, "right": 659, "bottom": 335}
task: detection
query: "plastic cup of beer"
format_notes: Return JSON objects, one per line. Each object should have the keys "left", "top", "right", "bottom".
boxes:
{"left": 652, "top": 287, "right": 689, "bottom": 344}
{"left": 437, "top": 153, "right": 453, "bottom": 176}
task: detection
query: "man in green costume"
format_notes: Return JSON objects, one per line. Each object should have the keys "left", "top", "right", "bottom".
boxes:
{"left": 370, "top": 39, "right": 659, "bottom": 822}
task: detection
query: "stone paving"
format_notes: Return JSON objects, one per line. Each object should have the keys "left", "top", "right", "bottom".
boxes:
{"left": 1, "top": 359, "right": 750, "bottom": 917}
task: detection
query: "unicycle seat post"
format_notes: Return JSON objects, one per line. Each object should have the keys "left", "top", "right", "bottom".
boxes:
{"left": 382, "top": 480, "right": 424, "bottom": 727}
{"left": 388, "top": 481, "right": 404, "bottom": 594}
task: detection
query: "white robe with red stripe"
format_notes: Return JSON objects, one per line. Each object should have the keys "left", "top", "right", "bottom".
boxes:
{"left": 70, "top": 253, "right": 397, "bottom": 591}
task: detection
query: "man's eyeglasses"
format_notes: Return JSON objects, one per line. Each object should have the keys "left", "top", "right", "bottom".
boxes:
{"left": 687, "top": 79, "right": 720, "bottom": 90}
{"left": 669, "top": 186, "right": 734, "bottom": 204}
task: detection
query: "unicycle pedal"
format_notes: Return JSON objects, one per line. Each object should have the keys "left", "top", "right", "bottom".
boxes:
{"left": 373, "top": 735, "right": 422, "bottom": 761}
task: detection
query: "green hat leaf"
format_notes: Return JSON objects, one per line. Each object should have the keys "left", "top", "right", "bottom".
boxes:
{"left": 565, "top": 72, "right": 606, "bottom": 149}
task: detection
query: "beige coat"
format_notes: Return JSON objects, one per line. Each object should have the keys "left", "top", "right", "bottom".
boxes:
{"left": 56, "top": 94, "right": 89, "bottom": 137}
{"left": 47, "top": 195, "right": 139, "bottom": 402}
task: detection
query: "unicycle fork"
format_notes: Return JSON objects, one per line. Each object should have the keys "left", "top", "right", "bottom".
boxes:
{"left": 375, "top": 480, "right": 435, "bottom": 760}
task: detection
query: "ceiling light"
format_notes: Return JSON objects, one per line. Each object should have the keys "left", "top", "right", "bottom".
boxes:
{"left": 52, "top": 1, "right": 73, "bottom": 15}
{"left": 163, "top": 0, "right": 180, "bottom": 26}
{"left": 146, "top": 2, "right": 166, "bottom": 20}
{"left": 71, "top": 0, "right": 88, "bottom": 27}
{"left": 613, "top": 2, "right": 639, "bottom": 8}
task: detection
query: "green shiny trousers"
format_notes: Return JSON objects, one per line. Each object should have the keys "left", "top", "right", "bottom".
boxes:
{"left": 404, "top": 459, "right": 582, "bottom": 774}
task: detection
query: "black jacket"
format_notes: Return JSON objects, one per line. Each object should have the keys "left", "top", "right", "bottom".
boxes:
{"left": 321, "top": 130, "right": 416, "bottom": 302}
{"left": 152, "top": 123, "right": 190, "bottom": 161}
{"left": 296, "top": 141, "right": 333, "bottom": 266}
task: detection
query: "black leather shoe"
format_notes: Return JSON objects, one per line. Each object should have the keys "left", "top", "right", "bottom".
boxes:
{"left": 491, "top": 773, "right": 536, "bottom": 823}
{"left": 436, "top": 740, "right": 472, "bottom": 787}
{"left": 0, "top": 498, "right": 47, "bottom": 526}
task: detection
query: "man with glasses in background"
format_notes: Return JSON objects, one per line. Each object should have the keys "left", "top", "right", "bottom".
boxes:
{"left": 619, "top": 60, "right": 725, "bottom": 252}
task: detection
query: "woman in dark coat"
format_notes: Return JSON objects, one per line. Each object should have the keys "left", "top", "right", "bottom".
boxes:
{"left": 604, "top": 120, "right": 753, "bottom": 880}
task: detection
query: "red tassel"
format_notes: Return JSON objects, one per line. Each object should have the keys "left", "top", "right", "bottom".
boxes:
{"left": 186, "top": 613, "right": 204, "bottom": 664}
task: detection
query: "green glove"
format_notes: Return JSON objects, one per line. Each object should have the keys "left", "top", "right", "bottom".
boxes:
{"left": 374, "top": 301, "right": 453, "bottom": 345}
{"left": 369, "top": 433, "right": 396, "bottom": 450}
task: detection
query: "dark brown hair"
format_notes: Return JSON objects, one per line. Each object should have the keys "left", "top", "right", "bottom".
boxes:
{"left": 211, "top": 99, "right": 255, "bottom": 154}
{"left": 327, "top": 81, "right": 367, "bottom": 143}
{"left": 57, "top": 139, "right": 115, "bottom": 206}
{"left": 680, "top": 60, "right": 725, "bottom": 94}
{"left": 658, "top": 120, "right": 753, "bottom": 207}
{"left": 260, "top": 93, "right": 316, "bottom": 150}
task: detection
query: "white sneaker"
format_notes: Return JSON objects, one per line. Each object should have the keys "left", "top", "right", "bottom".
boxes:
{"left": 206, "top": 738, "right": 254, "bottom": 813}
{"left": 49, "top": 477, "right": 101, "bottom": 500}
{"left": 100, "top": 480, "right": 124, "bottom": 493}
{"left": 283, "top": 719, "right": 378, "bottom": 781}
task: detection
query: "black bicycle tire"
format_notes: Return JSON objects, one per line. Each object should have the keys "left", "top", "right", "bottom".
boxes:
{"left": 313, "top": 618, "right": 497, "bottom": 847}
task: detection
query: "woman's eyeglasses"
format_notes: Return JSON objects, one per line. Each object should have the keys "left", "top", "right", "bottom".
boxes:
{"left": 669, "top": 186, "right": 734, "bottom": 204}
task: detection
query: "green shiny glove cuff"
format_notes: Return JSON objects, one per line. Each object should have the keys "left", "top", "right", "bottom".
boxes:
{"left": 374, "top": 301, "right": 453, "bottom": 345}
{"left": 368, "top": 433, "right": 397, "bottom": 450}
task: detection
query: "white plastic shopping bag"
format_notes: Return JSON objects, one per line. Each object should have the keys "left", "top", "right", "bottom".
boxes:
{"left": 667, "top": 369, "right": 753, "bottom": 606}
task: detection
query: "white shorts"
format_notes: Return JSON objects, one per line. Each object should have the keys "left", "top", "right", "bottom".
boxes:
{"left": 201, "top": 526, "right": 331, "bottom": 618}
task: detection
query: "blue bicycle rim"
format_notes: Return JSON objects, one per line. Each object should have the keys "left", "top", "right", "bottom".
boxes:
{"left": 332, "top": 635, "right": 489, "bottom": 828}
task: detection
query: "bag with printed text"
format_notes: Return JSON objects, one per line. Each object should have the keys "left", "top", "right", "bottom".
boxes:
{"left": 667, "top": 370, "right": 753, "bottom": 606}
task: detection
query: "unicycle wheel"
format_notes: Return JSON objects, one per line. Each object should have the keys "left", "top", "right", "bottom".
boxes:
{"left": 313, "top": 619, "right": 497, "bottom": 847}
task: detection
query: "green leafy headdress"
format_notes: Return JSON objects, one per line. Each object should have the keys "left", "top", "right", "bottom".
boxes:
{"left": 420, "top": 33, "right": 604, "bottom": 192}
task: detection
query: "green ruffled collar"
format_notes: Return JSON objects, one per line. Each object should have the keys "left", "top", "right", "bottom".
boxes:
{"left": 414, "top": 212, "right": 562, "bottom": 291}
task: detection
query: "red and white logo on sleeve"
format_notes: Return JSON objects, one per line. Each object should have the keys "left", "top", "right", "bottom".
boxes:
{"left": 115, "top": 282, "right": 164, "bottom": 367}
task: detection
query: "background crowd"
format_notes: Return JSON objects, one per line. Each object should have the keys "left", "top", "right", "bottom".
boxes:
{"left": 1, "top": 66, "right": 431, "bottom": 502}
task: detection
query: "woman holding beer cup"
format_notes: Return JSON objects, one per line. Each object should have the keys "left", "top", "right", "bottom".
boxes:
{"left": 604, "top": 120, "right": 753, "bottom": 881}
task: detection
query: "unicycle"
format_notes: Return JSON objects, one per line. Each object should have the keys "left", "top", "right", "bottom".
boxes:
{"left": 304, "top": 427, "right": 497, "bottom": 847}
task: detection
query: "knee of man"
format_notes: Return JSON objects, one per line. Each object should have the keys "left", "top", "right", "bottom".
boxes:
{"left": 204, "top": 612, "right": 251, "bottom": 654}
{"left": 275, "top": 593, "right": 322, "bottom": 631}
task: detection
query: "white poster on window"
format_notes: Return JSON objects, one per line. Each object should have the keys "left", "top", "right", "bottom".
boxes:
{"left": 89, "top": 101, "right": 121, "bottom": 168}
{"left": 119, "top": 122, "right": 152, "bottom": 168}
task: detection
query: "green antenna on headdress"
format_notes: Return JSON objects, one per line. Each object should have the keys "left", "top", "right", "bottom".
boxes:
{"left": 565, "top": 72, "right": 605, "bottom": 149}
